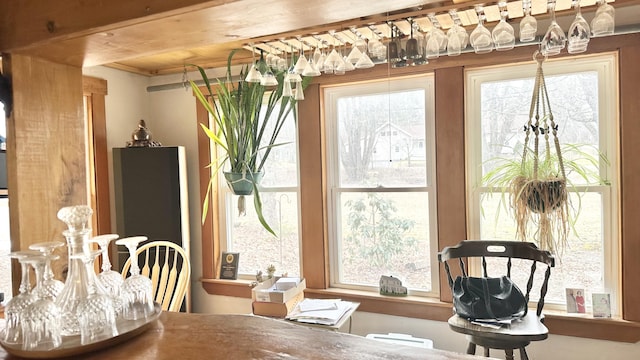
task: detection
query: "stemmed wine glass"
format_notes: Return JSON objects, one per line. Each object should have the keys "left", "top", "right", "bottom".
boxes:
{"left": 89, "top": 234, "right": 124, "bottom": 316}
{"left": 591, "top": 0, "right": 615, "bottom": 37}
{"left": 425, "top": 14, "right": 447, "bottom": 59}
{"left": 519, "top": 0, "right": 537, "bottom": 42}
{"left": 28, "top": 241, "right": 65, "bottom": 300}
{"left": 447, "top": 10, "right": 469, "bottom": 57}
{"left": 20, "top": 253, "right": 62, "bottom": 351}
{"left": 470, "top": 6, "right": 493, "bottom": 54}
{"left": 76, "top": 250, "right": 118, "bottom": 345}
{"left": 116, "top": 236, "right": 154, "bottom": 320}
{"left": 568, "top": 0, "right": 590, "bottom": 54}
{"left": 541, "top": 0, "right": 566, "bottom": 56}
{"left": 2, "top": 251, "right": 38, "bottom": 345}
{"left": 492, "top": 2, "right": 515, "bottom": 51}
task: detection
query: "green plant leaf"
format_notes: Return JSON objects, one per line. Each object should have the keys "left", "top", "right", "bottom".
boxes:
{"left": 190, "top": 49, "right": 309, "bottom": 234}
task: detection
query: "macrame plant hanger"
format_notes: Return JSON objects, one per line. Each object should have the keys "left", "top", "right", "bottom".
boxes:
{"left": 514, "top": 51, "right": 568, "bottom": 254}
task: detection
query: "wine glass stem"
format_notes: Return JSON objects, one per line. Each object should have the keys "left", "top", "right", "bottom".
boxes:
{"left": 19, "top": 261, "right": 30, "bottom": 294}
{"left": 126, "top": 244, "right": 140, "bottom": 276}
{"left": 33, "top": 261, "right": 46, "bottom": 298}
{"left": 44, "top": 258, "right": 55, "bottom": 281}
{"left": 100, "top": 244, "right": 112, "bottom": 272}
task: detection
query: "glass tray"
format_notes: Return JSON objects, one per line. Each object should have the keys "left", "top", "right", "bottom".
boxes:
{"left": 0, "top": 303, "right": 161, "bottom": 359}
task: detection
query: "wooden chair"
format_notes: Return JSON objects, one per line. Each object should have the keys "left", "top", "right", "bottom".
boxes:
{"left": 122, "top": 240, "right": 191, "bottom": 312}
{"left": 438, "top": 240, "right": 555, "bottom": 360}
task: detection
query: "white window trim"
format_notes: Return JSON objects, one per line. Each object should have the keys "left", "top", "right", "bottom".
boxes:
{"left": 324, "top": 75, "right": 439, "bottom": 297}
{"left": 464, "top": 53, "right": 620, "bottom": 314}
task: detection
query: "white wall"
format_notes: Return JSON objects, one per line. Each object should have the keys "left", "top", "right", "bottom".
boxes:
{"left": 82, "top": 65, "right": 640, "bottom": 360}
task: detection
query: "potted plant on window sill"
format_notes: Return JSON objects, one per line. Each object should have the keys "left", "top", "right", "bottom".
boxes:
{"left": 481, "top": 53, "right": 609, "bottom": 255}
{"left": 190, "top": 49, "right": 309, "bottom": 235}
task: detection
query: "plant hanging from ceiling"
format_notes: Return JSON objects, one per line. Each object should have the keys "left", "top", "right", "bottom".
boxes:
{"left": 482, "top": 51, "right": 608, "bottom": 255}
{"left": 190, "top": 49, "right": 309, "bottom": 235}
{"left": 511, "top": 52, "right": 569, "bottom": 253}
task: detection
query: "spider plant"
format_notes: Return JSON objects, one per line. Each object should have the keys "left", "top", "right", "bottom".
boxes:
{"left": 481, "top": 142, "right": 609, "bottom": 254}
{"left": 190, "top": 49, "right": 308, "bottom": 235}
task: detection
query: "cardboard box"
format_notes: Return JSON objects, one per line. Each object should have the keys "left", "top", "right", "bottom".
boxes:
{"left": 252, "top": 290, "right": 304, "bottom": 318}
{"left": 251, "top": 277, "right": 306, "bottom": 303}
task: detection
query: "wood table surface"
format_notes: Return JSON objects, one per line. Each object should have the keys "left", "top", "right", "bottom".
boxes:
{"left": 0, "top": 312, "right": 490, "bottom": 359}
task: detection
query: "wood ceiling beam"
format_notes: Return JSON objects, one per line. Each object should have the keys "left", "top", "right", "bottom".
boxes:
{"left": 0, "top": 0, "right": 438, "bottom": 68}
{"left": 0, "top": 0, "right": 236, "bottom": 52}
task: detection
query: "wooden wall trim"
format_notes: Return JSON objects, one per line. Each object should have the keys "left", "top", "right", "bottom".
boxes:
{"left": 87, "top": 91, "right": 110, "bottom": 235}
{"left": 619, "top": 43, "right": 640, "bottom": 322}
{"left": 434, "top": 66, "right": 467, "bottom": 303}
{"left": 83, "top": 76, "right": 108, "bottom": 95}
{"left": 195, "top": 95, "right": 218, "bottom": 280}
{"left": 201, "top": 279, "right": 252, "bottom": 298}
{"left": 297, "top": 83, "right": 328, "bottom": 289}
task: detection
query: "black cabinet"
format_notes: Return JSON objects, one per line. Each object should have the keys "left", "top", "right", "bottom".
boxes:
{"left": 112, "top": 146, "right": 190, "bottom": 271}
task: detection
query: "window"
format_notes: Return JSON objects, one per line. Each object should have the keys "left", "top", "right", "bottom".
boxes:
{"left": 465, "top": 54, "right": 619, "bottom": 313}
{"left": 216, "top": 100, "right": 301, "bottom": 278}
{"left": 324, "top": 75, "right": 438, "bottom": 296}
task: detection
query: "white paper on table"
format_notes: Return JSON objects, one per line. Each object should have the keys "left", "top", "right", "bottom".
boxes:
{"left": 297, "top": 299, "right": 339, "bottom": 312}
{"left": 286, "top": 299, "right": 352, "bottom": 325}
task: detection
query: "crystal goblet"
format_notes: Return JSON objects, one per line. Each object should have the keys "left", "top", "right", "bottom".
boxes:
{"left": 28, "top": 241, "right": 65, "bottom": 300}
{"left": 117, "top": 236, "right": 154, "bottom": 320}
{"left": 519, "top": 1, "right": 537, "bottom": 43}
{"left": 492, "top": 7, "right": 515, "bottom": 51}
{"left": 568, "top": 0, "right": 590, "bottom": 54}
{"left": 89, "top": 234, "right": 124, "bottom": 316}
{"left": 591, "top": 0, "right": 615, "bottom": 37}
{"left": 541, "top": 1, "right": 566, "bottom": 56}
{"left": 2, "top": 251, "right": 38, "bottom": 345}
{"left": 470, "top": 19, "right": 493, "bottom": 54}
{"left": 76, "top": 250, "right": 118, "bottom": 345}
{"left": 20, "top": 254, "right": 62, "bottom": 351}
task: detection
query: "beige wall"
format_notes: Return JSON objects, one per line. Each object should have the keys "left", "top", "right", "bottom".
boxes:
{"left": 83, "top": 65, "right": 640, "bottom": 359}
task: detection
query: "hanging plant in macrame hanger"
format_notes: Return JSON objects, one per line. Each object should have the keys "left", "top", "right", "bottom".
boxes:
{"left": 510, "top": 51, "right": 569, "bottom": 254}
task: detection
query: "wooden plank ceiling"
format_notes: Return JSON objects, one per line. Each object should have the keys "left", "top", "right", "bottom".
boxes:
{"left": 0, "top": 0, "right": 635, "bottom": 76}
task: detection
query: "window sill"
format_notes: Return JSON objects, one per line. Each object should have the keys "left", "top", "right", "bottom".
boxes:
{"left": 200, "top": 280, "right": 640, "bottom": 343}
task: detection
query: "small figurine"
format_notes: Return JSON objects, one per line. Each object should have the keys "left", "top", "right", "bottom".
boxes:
{"left": 126, "top": 119, "right": 162, "bottom": 147}
{"left": 266, "top": 264, "right": 276, "bottom": 280}
{"left": 379, "top": 275, "right": 408, "bottom": 296}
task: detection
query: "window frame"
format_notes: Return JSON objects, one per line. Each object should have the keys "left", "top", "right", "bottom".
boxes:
{"left": 196, "top": 33, "right": 640, "bottom": 343}
{"left": 323, "top": 75, "right": 439, "bottom": 297}
{"left": 200, "top": 89, "right": 303, "bottom": 279}
{"left": 464, "top": 54, "right": 620, "bottom": 313}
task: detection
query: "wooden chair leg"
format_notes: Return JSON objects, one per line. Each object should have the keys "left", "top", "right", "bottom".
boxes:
{"left": 504, "top": 349, "right": 514, "bottom": 360}
{"left": 519, "top": 347, "right": 529, "bottom": 360}
{"left": 466, "top": 342, "right": 476, "bottom": 355}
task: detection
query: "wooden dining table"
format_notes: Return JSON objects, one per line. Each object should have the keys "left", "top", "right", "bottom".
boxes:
{"left": 0, "top": 312, "right": 490, "bottom": 359}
